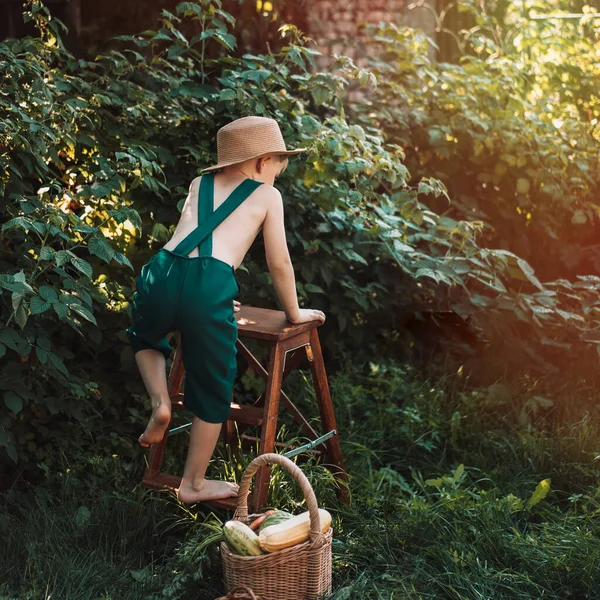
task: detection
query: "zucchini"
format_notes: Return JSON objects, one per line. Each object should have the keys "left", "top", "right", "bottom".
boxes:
{"left": 222, "top": 520, "right": 264, "bottom": 556}
{"left": 256, "top": 510, "right": 294, "bottom": 532}
{"left": 258, "top": 508, "right": 332, "bottom": 552}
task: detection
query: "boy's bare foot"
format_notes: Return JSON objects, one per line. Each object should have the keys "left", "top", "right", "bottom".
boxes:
{"left": 139, "top": 397, "right": 171, "bottom": 447}
{"left": 177, "top": 479, "right": 240, "bottom": 504}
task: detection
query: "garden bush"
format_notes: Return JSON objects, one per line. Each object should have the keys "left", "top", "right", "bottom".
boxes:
{"left": 347, "top": 2, "right": 600, "bottom": 374}
{"left": 353, "top": 1, "right": 600, "bottom": 282}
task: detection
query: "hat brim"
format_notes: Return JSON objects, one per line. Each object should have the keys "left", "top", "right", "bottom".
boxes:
{"left": 200, "top": 148, "right": 308, "bottom": 173}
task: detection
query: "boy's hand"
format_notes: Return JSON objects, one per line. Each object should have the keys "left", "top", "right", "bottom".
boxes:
{"left": 234, "top": 300, "right": 241, "bottom": 312}
{"left": 289, "top": 308, "right": 326, "bottom": 325}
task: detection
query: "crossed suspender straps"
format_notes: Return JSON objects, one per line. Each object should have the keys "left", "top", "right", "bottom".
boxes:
{"left": 173, "top": 173, "right": 264, "bottom": 257}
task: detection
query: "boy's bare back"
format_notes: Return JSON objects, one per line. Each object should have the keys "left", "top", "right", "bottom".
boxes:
{"left": 162, "top": 171, "right": 313, "bottom": 324}
{"left": 163, "top": 173, "right": 290, "bottom": 273}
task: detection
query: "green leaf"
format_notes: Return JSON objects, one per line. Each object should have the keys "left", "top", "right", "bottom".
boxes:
{"left": 70, "top": 304, "right": 97, "bottom": 325}
{"left": 35, "top": 347, "right": 49, "bottom": 365}
{"left": 304, "top": 283, "right": 325, "bottom": 294}
{"left": 425, "top": 477, "right": 444, "bottom": 487}
{"left": 6, "top": 443, "right": 17, "bottom": 464}
{"left": 167, "top": 44, "right": 185, "bottom": 59}
{"left": 39, "top": 246, "right": 55, "bottom": 261}
{"left": 30, "top": 295, "right": 52, "bottom": 315}
{"left": 52, "top": 300, "right": 69, "bottom": 320}
{"left": 88, "top": 237, "right": 115, "bottom": 263}
{"left": 287, "top": 47, "right": 306, "bottom": 70}
{"left": 5, "top": 392, "right": 23, "bottom": 415}
{"left": 219, "top": 89, "right": 236, "bottom": 101}
{"left": 418, "top": 181, "right": 435, "bottom": 196}
{"left": 56, "top": 250, "right": 70, "bottom": 267}
{"left": 516, "top": 258, "right": 543, "bottom": 291}
{"left": 344, "top": 249, "right": 369, "bottom": 265}
{"left": 71, "top": 256, "right": 94, "bottom": 278}
{"left": 212, "top": 30, "right": 235, "bottom": 51}
{"left": 0, "top": 275, "right": 14, "bottom": 291}
{"left": 13, "top": 298, "right": 28, "bottom": 329}
{"left": 39, "top": 286, "right": 58, "bottom": 301}
{"left": 12, "top": 271, "right": 33, "bottom": 293}
{"left": 48, "top": 352, "right": 69, "bottom": 377}
{"left": 60, "top": 293, "right": 82, "bottom": 306}
{"left": 175, "top": 2, "right": 203, "bottom": 16}
{"left": 0, "top": 328, "right": 22, "bottom": 352}
{"left": 454, "top": 463, "right": 465, "bottom": 480}
{"left": 2, "top": 217, "right": 32, "bottom": 232}
{"left": 91, "top": 182, "right": 112, "bottom": 198}
{"left": 311, "top": 84, "right": 330, "bottom": 106}
{"left": 75, "top": 506, "right": 91, "bottom": 528}
{"left": 114, "top": 252, "right": 133, "bottom": 270}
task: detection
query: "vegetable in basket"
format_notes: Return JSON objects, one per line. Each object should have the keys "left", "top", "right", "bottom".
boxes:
{"left": 256, "top": 510, "right": 294, "bottom": 532}
{"left": 223, "top": 521, "right": 264, "bottom": 556}
{"left": 258, "top": 508, "right": 332, "bottom": 552}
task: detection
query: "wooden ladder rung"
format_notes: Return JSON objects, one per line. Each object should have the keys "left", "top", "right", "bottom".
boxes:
{"left": 142, "top": 471, "right": 181, "bottom": 490}
{"left": 167, "top": 400, "right": 264, "bottom": 425}
{"left": 229, "top": 403, "right": 264, "bottom": 426}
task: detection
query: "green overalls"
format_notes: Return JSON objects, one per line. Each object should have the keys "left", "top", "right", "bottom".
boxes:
{"left": 126, "top": 172, "right": 264, "bottom": 423}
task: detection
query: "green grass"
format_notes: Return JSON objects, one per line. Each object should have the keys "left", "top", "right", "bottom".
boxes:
{"left": 3, "top": 356, "right": 600, "bottom": 599}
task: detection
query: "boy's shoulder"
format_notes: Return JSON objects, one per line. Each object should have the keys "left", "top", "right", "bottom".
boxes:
{"left": 192, "top": 175, "right": 281, "bottom": 200}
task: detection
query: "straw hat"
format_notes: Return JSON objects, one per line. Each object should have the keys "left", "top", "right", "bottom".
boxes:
{"left": 200, "top": 116, "right": 307, "bottom": 173}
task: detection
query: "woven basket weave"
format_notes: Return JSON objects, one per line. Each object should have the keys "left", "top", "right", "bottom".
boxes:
{"left": 220, "top": 453, "right": 333, "bottom": 600}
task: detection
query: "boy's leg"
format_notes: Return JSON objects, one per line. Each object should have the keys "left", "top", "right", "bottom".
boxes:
{"left": 177, "top": 416, "right": 239, "bottom": 503}
{"left": 135, "top": 348, "right": 172, "bottom": 447}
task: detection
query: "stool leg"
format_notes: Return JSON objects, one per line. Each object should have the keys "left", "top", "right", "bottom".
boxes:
{"left": 253, "top": 342, "right": 285, "bottom": 511}
{"left": 222, "top": 389, "right": 240, "bottom": 460}
{"left": 307, "top": 327, "right": 349, "bottom": 503}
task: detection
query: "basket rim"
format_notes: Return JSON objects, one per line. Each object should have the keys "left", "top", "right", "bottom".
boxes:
{"left": 220, "top": 526, "right": 333, "bottom": 561}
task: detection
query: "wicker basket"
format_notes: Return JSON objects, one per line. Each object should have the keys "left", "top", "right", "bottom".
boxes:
{"left": 220, "top": 453, "right": 333, "bottom": 600}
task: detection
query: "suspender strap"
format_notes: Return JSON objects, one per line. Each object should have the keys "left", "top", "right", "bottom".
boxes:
{"left": 197, "top": 170, "right": 214, "bottom": 257}
{"left": 173, "top": 173, "right": 264, "bottom": 257}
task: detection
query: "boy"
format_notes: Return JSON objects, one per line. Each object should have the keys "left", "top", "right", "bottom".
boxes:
{"left": 126, "top": 116, "right": 326, "bottom": 503}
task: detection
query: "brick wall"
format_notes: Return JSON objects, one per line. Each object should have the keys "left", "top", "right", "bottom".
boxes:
{"left": 305, "top": 0, "right": 408, "bottom": 71}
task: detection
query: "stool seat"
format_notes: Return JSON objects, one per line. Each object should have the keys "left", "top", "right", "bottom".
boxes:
{"left": 235, "top": 306, "right": 317, "bottom": 340}
{"left": 141, "top": 304, "right": 348, "bottom": 511}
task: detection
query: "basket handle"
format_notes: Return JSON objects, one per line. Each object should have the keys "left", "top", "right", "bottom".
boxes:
{"left": 233, "top": 453, "right": 325, "bottom": 546}
{"left": 227, "top": 586, "right": 258, "bottom": 599}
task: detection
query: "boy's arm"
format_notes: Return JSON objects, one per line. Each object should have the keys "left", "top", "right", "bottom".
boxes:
{"left": 262, "top": 188, "right": 301, "bottom": 322}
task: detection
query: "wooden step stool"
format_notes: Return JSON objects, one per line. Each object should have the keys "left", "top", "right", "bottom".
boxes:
{"left": 141, "top": 305, "right": 348, "bottom": 511}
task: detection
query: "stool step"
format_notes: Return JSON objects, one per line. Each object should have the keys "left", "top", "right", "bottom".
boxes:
{"left": 143, "top": 471, "right": 181, "bottom": 491}
{"left": 169, "top": 397, "right": 264, "bottom": 426}
{"left": 229, "top": 403, "right": 264, "bottom": 426}
{"left": 142, "top": 472, "right": 250, "bottom": 510}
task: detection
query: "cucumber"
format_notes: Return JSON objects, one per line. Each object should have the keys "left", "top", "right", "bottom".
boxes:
{"left": 257, "top": 510, "right": 294, "bottom": 532}
{"left": 222, "top": 520, "right": 264, "bottom": 556}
